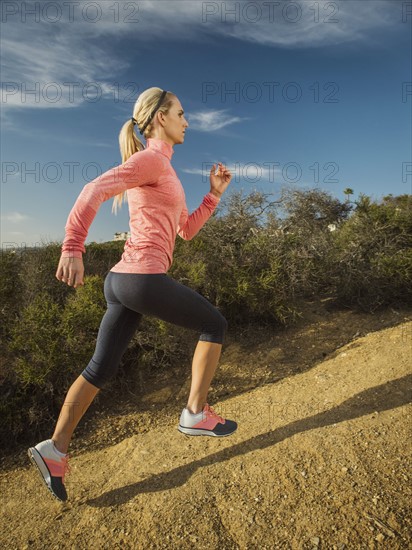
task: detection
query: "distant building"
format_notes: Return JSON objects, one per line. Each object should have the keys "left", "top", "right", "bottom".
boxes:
{"left": 113, "top": 231, "right": 130, "bottom": 241}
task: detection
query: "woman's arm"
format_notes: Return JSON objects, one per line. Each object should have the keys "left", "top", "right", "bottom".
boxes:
{"left": 61, "top": 149, "right": 165, "bottom": 258}
{"left": 177, "top": 161, "right": 231, "bottom": 240}
{"left": 177, "top": 192, "right": 220, "bottom": 241}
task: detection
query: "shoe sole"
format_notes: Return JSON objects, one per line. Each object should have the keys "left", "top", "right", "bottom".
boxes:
{"left": 27, "top": 447, "right": 67, "bottom": 502}
{"left": 177, "top": 425, "right": 237, "bottom": 437}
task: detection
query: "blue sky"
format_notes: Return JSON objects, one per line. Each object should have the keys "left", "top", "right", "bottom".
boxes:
{"left": 1, "top": 0, "right": 411, "bottom": 250}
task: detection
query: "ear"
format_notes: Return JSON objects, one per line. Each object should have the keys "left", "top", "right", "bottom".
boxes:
{"left": 156, "top": 110, "right": 166, "bottom": 126}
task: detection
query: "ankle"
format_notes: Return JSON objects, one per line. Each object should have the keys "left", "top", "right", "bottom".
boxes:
{"left": 186, "top": 403, "right": 205, "bottom": 415}
{"left": 51, "top": 438, "right": 69, "bottom": 455}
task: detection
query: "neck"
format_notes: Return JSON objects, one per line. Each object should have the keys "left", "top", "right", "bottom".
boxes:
{"left": 149, "top": 133, "right": 175, "bottom": 147}
{"left": 146, "top": 137, "right": 174, "bottom": 160}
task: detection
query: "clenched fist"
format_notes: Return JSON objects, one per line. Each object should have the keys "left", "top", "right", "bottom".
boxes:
{"left": 56, "top": 255, "right": 84, "bottom": 288}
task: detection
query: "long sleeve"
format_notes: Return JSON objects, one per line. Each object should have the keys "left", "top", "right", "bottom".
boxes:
{"left": 61, "top": 149, "right": 165, "bottom": 258}
{"left": 177, "top": 192, "right": 220, "bottom": 241}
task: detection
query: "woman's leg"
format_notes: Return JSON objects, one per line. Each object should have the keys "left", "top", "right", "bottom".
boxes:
{"left": 111, "top": 272, "right": 228, "bottom": 415}
{"left": 186, "top": 341, "right": 222, "bottom": 414}
{"left": 52, "top": 375, "right": 100, "bottom": 454}
{"left": 52, "top": 272, "right": 143, "bottom": 454}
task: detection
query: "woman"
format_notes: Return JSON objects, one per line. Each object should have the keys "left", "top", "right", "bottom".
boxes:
{"left": 28, "top": 87, "right": 236, "bottom": 502}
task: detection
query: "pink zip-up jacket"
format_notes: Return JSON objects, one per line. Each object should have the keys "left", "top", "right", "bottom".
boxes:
{"left": 61, "top": 137, "right": 220, "bottom": 274}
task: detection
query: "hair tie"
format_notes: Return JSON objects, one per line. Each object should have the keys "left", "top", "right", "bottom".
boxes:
{"left": 131, "top": 117, "right": 137, "bottom": 125}
{"left": 139, "top": 90, "right": 168, "bottom": 135}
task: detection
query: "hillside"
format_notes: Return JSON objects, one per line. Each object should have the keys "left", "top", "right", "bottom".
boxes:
{"left": 1, "top": 298, "right": 411, "bottom": 549}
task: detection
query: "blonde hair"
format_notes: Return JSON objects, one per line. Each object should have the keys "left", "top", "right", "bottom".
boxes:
{"left": 113, "top": 87, "right": 175, "bottom": 215}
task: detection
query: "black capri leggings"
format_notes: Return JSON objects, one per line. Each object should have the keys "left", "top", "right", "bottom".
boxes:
{"left": 81, "top": 271, "right": 228, "bottom": 389}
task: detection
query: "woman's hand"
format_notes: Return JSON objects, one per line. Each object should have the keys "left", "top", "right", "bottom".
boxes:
{"left": 56, "top": 255, "right": 84, "bottom": 288}
{"left": 210, "top": 162, "right": 232, "bottom": 198}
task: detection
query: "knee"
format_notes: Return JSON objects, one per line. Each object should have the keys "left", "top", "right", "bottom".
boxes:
{"left": 200, "top": 310, "right": 228, "bottom": 345}
{"left": 220, "top": 313, "right": 228, "bottom": 337}
{"left": 81, "top": 371, "right": 105, "bottom": 390}
{"left": 215, "top": 311, "right": 228, "bottom": 344}
{"left": 82, "top": 359, "right": 117, "bottom": 390}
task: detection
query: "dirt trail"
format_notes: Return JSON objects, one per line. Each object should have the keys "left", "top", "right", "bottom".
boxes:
{"left": 1, "top": 302, "right": 411, "bottom": 549}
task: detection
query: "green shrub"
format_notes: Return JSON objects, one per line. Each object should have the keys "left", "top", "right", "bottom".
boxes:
{"left": 0, "top": 250, "right": 23, "bottom": 343}
{"left": 60, "top": 275, "right": 107, "bottom": 368}
{"left": 332, "top": 193, "right": 412, "bottom": 310}
{"left": 9, "top": 292, "right": 64, "bottom": 388}
{"left": 1, "top": 189, "right": 410, "bottom": 450}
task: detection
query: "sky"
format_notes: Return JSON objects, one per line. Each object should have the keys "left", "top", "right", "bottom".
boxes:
{"left": 1, "top": 0, "right": 411, "bottom": 250}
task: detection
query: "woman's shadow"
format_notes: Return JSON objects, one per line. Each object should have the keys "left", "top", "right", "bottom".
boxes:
{"left": 86, "top": 374, "right": 412, "bottom": 507}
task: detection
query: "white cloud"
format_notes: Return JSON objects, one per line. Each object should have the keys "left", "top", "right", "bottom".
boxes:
{"left": 0, "top": 0, "right": 401, "bottom": 118}
{"left": 120, "top": 1, "right": 401, "bottom": 49}
{"left": 186, "top": 109, "right": 245, "bottom": 132}
{"left": 182, "top": 168, "right": 207, "bottom": 176}
{"left": 1, "top": 212, "right": 30, "bottom": 223}
{"left": 182, "top": 161, "right": 282, "bottom": 183}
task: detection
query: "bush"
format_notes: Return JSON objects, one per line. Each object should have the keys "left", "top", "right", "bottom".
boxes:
{"left": 0, "top": 250, "right": 23, "bottom": 343}
{"left": 332, "top": 193, "right": 412, "bottom": 310}
{"left": 1, "top": 189, "right": 410, "bottom": 449}
{"left": 171, "top": 187, "right": 353, "bottom": 324}
{"left": 60, "top": 275, "right": 107, "bottom": 370}
{"left": 9, "top": 293, "right": 64, "bottom": 388}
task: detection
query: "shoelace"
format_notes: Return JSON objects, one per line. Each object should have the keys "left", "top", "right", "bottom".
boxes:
{"left": 202, "top": 403, "right": 225, "bottom": 424}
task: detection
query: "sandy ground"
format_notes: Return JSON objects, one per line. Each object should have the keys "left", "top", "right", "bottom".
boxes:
{"left": 0, "top": 297, "right": 411, "bottom": 549}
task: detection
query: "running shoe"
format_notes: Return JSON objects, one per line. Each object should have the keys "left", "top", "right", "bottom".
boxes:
{"left": 178, "top": 403, "right": 237, "bottom": 437}
{"left": 27, "top": 439, "right": 71, "bottom": 502}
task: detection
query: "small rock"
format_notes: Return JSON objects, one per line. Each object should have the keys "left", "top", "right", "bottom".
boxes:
{"left": 310, "top": 536, "right": 320, "bottom": 546}
{"left": 341, "top": 467, "right": 348, "bottom": 474}
{"left": 375, "top": 533, "right": 385, "bottom": 542}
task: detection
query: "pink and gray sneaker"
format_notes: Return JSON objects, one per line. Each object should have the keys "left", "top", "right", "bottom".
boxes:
{"left": 27, "top": 439, "right": 71, "bottom": 502}
{"left": 178, "top": 403, "right": 237, "bottom": 437}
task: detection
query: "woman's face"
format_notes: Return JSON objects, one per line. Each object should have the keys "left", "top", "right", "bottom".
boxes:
{"left": 152, "top": 97, "right": 189, "bottom": 145}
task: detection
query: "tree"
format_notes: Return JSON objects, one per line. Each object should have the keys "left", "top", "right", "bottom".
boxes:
{"left": 343, "top": 188, "right": 354, "bottom": 203}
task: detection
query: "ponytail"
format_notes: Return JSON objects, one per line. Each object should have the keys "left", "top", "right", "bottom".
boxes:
{"left": 112, "top": 87, "right": 174, "bottom": 215}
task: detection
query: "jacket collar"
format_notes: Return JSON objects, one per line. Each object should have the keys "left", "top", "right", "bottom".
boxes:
{"left": 145, "top": 137, "right": 174, "bottom": 160}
